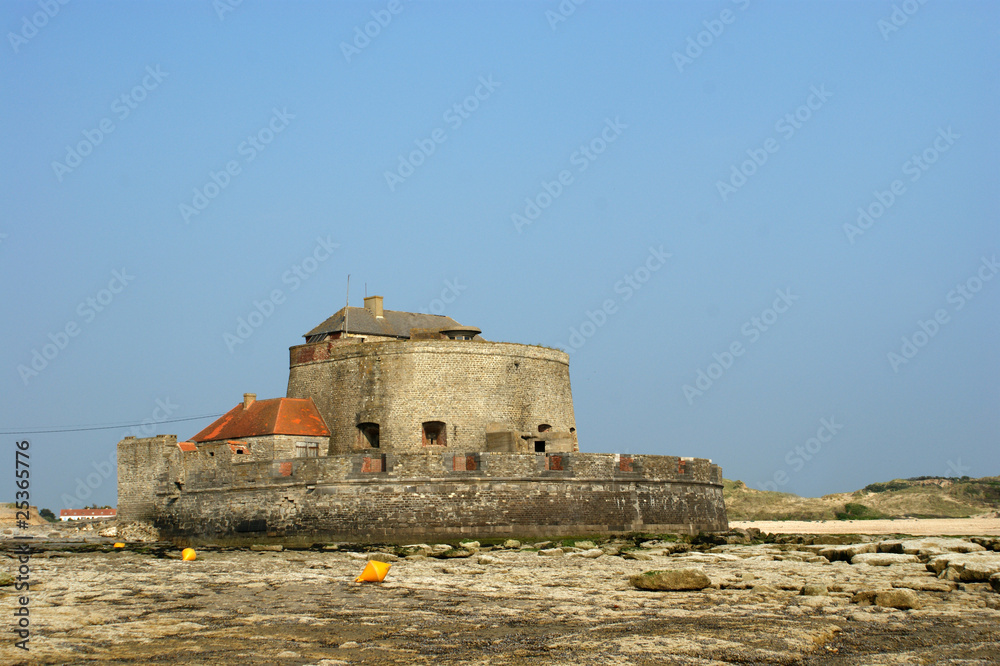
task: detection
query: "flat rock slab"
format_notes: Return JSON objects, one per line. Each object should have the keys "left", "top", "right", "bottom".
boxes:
{"left": 973, "top": 537, "right": 1000, "bottom": 551}
{"left": 878, "top": 538, "right": 985, "bottom": 556}
{"left": 571, "top": 548, "right": 603, "bottom": 559}
{"left": 876, "top": 589, "right": 922, "bottom": 610}
{"left": 851, "top": 553, "right": 921, "bottom": 566}
{"left": 365, "top": 552, "right": 399, "bottom": 562}
{"left": 926, "top": 552, "right": 1000, "bottom": 582}
{"left": 851, "top": 588, "right": 922, "bottom": 610}
{"left": 892, "top": 578, "right": 956, "bottom": 592}
{"left": 819, "top": 543, "right": 876, "bottom": 561}
{"left": 671, "top": 552, "right": 742, "bottom": 562}
{"left": 629, "top": 569, "right": 712, "bottom": 591}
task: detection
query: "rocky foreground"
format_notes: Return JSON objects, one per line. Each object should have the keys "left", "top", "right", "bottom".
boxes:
{"left": 2, "top": 531, "right": 999, "bottom": 665}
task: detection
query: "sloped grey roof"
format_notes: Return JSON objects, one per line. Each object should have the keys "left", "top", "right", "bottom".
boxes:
{"left": 304, "top": 307, "right": 467, "bottom": 340}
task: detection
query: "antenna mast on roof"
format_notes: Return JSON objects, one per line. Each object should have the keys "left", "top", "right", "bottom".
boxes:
{"left": 345, "top": 274, "right": 350, "bottom": 338}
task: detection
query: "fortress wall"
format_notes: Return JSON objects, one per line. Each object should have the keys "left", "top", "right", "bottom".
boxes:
{"left": 286, "top": 340, "right": 577, "bottom": 454}
{"left": 141, "top": 451, "right": 728, "bottom": 543}
{"left": 155, "top": 479, "right": 727, "bottom": 545}
{"left": 117, "top": 435, "right": 179, "bottom": 523}
{"left": 161, "top": 450, "right": 722, "bottom": 487}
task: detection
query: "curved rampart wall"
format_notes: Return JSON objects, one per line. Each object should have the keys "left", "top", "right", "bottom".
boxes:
{"left": 286, "top": 340, "right": 577, "bottom": 454}
{"left": 118, "top": 437, "right": 728, "bottom": 544}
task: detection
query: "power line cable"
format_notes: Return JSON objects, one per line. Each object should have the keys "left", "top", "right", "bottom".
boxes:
{"left": 0, "top": 413, "right": 222, "bottom": 435}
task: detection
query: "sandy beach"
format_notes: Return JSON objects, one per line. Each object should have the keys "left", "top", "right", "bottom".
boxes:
{"left": 730, "top": 518, "right": 1000, "bottom": 536}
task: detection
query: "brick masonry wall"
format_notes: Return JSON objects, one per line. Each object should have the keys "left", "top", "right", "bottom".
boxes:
{"left": 120, "top": 441, "right": 728, "bottom": 543}
{"left": 286, "top": 340, "right": 577, "bottom": 454}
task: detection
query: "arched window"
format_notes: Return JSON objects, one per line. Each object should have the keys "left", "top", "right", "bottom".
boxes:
{"left": 538, "top": 424, "right": 552, "bottom": 433}
{"left": 357, "top": 423, "right": 380, "bottom": 448}
{"left": 422, "top": 421, "right": 446, "bottom": 447}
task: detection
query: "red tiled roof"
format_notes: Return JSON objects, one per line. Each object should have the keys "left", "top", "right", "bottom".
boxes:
{"left": 60, "top": 509, "right": 116, "bottom": 517}
{"left": 190, "top": 397, "right": 330, "bottom": 442}
{"left": 177, "top": 441, "right": 198, "bottom": 452}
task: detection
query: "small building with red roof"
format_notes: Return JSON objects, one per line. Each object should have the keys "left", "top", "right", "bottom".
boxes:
{"left": 60, "top": 508, "right": 116, "bottom": 521}
{"left": 189, "top": 393, "right": 330, "bottom": 460}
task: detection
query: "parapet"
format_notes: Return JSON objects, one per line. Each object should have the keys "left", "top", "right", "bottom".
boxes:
{"left": 121, "top": 446, "right": 728, "bottom": 543}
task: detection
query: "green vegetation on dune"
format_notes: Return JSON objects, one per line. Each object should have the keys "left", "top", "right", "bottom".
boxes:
{"left": 722, "top": 480, "right": 840, "bottom": 521}
{"left": 862, "top": 481, "right": 911, "bottom": 493}
{"left": 834, "top": 503, "right": 886, "bottom": 520}
{"left": 724, "top": 476, "right": 1000, "bottom": 521}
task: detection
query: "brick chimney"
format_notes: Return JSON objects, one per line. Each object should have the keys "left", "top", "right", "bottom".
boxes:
{"left": 364, "top": 295, "right": 384, "bottom": 318}
{"left": 243, "top": 393, "right": 256, "bottom": 409}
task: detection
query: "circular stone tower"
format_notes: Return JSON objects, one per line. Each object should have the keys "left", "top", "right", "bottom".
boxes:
{"left": 286, "top": 297, "right": 577, "bottom": 454}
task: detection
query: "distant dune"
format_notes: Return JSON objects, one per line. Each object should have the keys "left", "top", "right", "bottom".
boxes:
{"left": 723, "top": 476, "right": 1000, "bottom": 521}
{"left": 0, "top": 503, "right": 49, "bottom": 526}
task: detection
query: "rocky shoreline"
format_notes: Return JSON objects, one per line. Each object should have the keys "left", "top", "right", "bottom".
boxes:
{"left": 2, "top": 529, "right": 999, "bottom": 664}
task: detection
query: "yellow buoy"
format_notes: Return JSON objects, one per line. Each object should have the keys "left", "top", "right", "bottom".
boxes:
{"left": 113, "top": 543, "right": 125, "bottom": 548}
{"left": 181, "top": 548, "right": 197, "bottom": 561}
{"left": 355, "top": 560, "right": 391, "bottom": 583}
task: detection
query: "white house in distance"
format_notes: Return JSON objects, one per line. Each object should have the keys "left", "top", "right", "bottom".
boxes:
{"left": 60, "top": 508, "right": 116, "bottom": 521}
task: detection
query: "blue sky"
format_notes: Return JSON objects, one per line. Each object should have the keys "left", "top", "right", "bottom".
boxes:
{"left": 2, "top": 0, "right": 997, "bottom": 512}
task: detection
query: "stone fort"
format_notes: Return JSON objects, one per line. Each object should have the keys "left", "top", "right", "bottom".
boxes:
{"left": 118, "top": 296, "right": 728, "bottom": 544}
